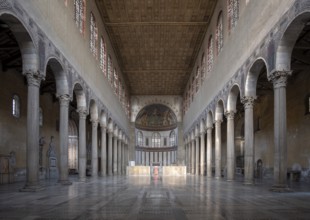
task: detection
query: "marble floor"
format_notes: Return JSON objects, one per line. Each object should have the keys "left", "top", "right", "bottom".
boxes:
{"left": 1, "top": 175, "right": 310, "bottom": 220}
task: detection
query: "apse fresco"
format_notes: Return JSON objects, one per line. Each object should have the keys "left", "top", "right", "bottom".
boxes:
{"left": 135, "top": 104, "right": 177, "bottom": 131}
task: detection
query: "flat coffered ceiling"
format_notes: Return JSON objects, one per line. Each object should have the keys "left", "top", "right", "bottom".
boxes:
{"left": 96, "top": 0, "right": 217, "bottom": 95}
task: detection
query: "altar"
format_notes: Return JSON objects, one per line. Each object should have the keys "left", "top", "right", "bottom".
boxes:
{"left": 126, "top": 165, "right": 186, "bottom": 177}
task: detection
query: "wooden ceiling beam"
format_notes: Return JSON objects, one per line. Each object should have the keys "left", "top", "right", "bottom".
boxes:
{"left": 105, "top": 22, "right": 208, "bottom": 26}
{"left": 124, "top": 69, "right": 188, "bottom": 73}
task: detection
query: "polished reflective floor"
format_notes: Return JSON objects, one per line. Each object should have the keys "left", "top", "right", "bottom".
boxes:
{"left": 1, "top": 175, "right": 310, "bottom": 220}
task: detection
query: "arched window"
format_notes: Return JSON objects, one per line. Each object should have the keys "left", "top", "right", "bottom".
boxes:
{"left": 169, "top": 131, "right": 176, "bottom": 146}
{"left": 119, "top": 78, "right": 122, "bottom": 102}
{"left": 216, "top": 12, "right": 223, "bottom": 55}
{"left": 90, "top": 12, "right": 98, "bottom": 58}
{"left": 114, "top": 68, "right": 118, "bottom": 95}
{"left": 107, "top": 55, "right": 112, "bottom": 84}
{"left": 228, "top": 0, "right": 239, "bottom": 33}
{"left": 207, "top": 36, "right": 214, "bottom": 75}
{"left": 12, "top": 94, "right": 20, "bottom": 118}
{"left": 100, "top": 37, "right": 107, "bottom": 76}
{"left": 305, "top": 94, "right": 310, "bottom": 115}
{"left": 152, "top": 132, "right": 161, "bottom": 148}
{"left": 195, "top": 67, "right": 200, "bottom": 93}
{"left": 201, "top": 53, "right": 205, "bottom": 85}
{"left": 39, "top": 107, "right": 43, "bottom": 126}
{"left": 74, "top": 0, "right": 86, "bottom": 34}
{"left": 137, "top": 131, "right": 143, "bottom": 146}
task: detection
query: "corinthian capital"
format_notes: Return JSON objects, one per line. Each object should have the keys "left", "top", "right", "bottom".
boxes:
{"left": 25, "top": 70, "right": 44, "bottom": 87}
{"left": 91, "top": 119, "right": 99, "bottom": 127}
{"left": 77, "top": 107, "right": 88, "bottom": 119}
{"left": 58, "top": 94, "right": 71, "bottom": 107}
{"left": 268, "top": 70, "right": 292, "bottom": 89}
{"left": 225, "top": 111, "right": 235, "bottom": 120}
{"left": 241, "top": 96, "right": 255, "bottom": 109}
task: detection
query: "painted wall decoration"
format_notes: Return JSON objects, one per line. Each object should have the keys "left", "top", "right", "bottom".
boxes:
{"left": 135, "top": 104, "right": 177, "bottom": 131}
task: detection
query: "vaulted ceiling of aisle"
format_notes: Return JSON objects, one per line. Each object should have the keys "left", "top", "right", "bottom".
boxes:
{"left": 95, "top": 0, "right": 217, "bottom": 95}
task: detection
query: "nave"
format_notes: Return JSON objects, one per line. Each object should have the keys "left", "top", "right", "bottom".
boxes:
{"left": 1, "top": 176, "right": 310, "bottom": 220}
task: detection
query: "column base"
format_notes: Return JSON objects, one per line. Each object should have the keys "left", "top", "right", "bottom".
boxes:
{"left": 215, "top": 176, "right": 221, "bottom": 179}
{"left": 78, "top": 177, "right": 86, "bottom": 182}
{"left": 243, "top": 180, "right": 254, "bottom": 185}
{"left": 100, "top": 173, "right": 107, "bottom": 177}
{"left": 226, "top": 179, "right": 234, "bottom": 182}
{"left": 270, "top": 184, "right": 292, "bottom": 192}
{"left": 20, "top": 184, "right": 45, "bottom": 192}
{"left": 58, "top": 180, "right": 72, "bottom": 185}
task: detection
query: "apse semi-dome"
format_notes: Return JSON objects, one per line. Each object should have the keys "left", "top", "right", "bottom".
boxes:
{"left": 135, "top": 104, "right": 177, "bottom": 131}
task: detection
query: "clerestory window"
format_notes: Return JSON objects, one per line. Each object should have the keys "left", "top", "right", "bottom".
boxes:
{"left": 74, "top": 0, "right": 86, "bottom": 34}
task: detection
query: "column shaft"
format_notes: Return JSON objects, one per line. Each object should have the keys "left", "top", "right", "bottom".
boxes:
{"left": 113, "top": 137, "right": 118, "bottom": 174}
{"left": 206, "top": 128, "right": 213, "bottom": 178}
{"left": 226, "top": 112, "right": 235, "bottom": 181}
{"left": 91, "top": 120, "right": 98, "bottom": 177}
{"left": 269, "top": 71, "right": 290, "bottom": 191}
{"left": 78, "top": 108, "right": 87, "bottom": 181}
{"left": 243, "top": 97, "right": 255, "bottom": 184}
{"left": 215, "top": 120, "right": 222, "bottom": 178}
{"left": 21, "top": 73, "right": 43, "bottom": 191}
{"left": 195, "top": 137, "right": 199, "bottom": 175}
{"left": 118, "top": 139, "right": 122, "bottom": 174}
{"left": 191, "top": 141, "right": 195, "bottom": 174}
{"left": 100, "top": 126, "right": 107, "bottom": 176}
{"left": 108, "top": 132, "right": 113, "bottom": 175}
{"left": 200, "top": 133, "right": 205, "bottom": 176}
{"left": 58, "top": 94, "right": 71, "bottom": 185}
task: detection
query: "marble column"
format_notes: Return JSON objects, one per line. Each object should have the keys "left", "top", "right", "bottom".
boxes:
{"left": 122, "top": 141, "right": 125, "bottom": 174}
{"left": 100, "top": 125, "right": 107, "bottom": 176}
{"left": 77, "top": 108, "right": 87, "bottom": 182}
{"left": 91, "top": 119, "right": 98, "bottom": 177}
{"left": 226, "top": 111, "right": 235, "bottom": 181}
{"left": 113, "top": 136, "right": 118, "bottom": 174}
{"left": 215, "top": 120, "right": 222, "bottom": 179}
{"left": 185, "top": 143, "right": 187, "bottom": 169}
{"left": 58, "top": 94, "right": 71, "bottom": 185}
{"left": 206, "top": 127, "right": 213, "bottom": 178}
{"left": 187, "top": 142, "right": 190, "bottom": 173}
{"left": 163, "top": 151, "right": 166, "bottom": 166}
{"left": 108, "top": 131, "right": 113, "bottom": 175}
{"left": 168, "top": 151, "right": 171, "bottom": 165}
{"left": 242, "top": 96, "right": 255, "bottom": 184}
{"left": 155, "top": 152, "right": 158, "bottom": 163}
{"left": 118, "top": 139, "right": 122, "bottom": 174}
{"left": 150, "top": 152, "right": 153, "bottom": 165}
{"left": 159, "top": 151, "right": 163, "bottom": 165}
{"left": 146, "top": 151, "right": 150, "bottom": 166}
{"left": 142, "top": 150, "right": 145, "bottom": 165}
{"left": 195, "top": 136, "right": 200, "bottom": 175}
{"left": 20, "top": 72, "right": 44, "bottom": 192}
{"left": 200, "top": 132, "right": 205, "bottom": 176}
{"left": 191, "top": 140, "right": 195, "bottom": 174}
{"left": 269, "top": 71, "right": 291, "bottom": 191}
